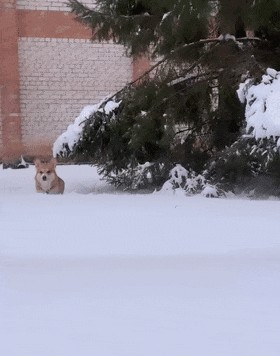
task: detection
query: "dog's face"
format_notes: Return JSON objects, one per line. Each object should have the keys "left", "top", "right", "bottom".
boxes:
{"left": 35, "top": 158, "right": 57, "bottom": 184}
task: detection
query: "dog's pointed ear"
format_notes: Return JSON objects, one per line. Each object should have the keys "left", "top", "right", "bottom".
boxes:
{"left": 34, "top": 159, "right": 41, "bottom": 168}
{"left": 50, "top": 157, "right": 57, "bottom": 168}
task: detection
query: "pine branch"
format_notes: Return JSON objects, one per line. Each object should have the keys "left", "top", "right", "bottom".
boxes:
{"left": 100, "top": 40, "right": 221, "bottom": 104}
{"left": 169, "top": 69, "right": 223, "bottom": 87}
{"left": 78, "top": 33, "right": 264, "bottom": 127}
{"left": 235, "top": 36, "right": 263, "bottom": 42}
{"left": 68, "top": 0, "right": 155, "bottom": 21}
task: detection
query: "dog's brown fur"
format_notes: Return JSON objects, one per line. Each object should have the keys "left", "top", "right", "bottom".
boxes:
{"left": 34, "top": 158, "right": 65, "bottom": 194}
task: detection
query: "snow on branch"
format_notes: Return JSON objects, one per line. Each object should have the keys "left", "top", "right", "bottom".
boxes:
{"left": 53, "top": 99, "right": 121, "bottom": 157}
{"left": 237, "top": 68, "right": 280, "bottom": 141}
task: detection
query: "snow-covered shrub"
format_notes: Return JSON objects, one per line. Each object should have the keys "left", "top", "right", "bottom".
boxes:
{"left": 207, "top": 68, "right": 280, "bottom": 196}
{"left": 237, "top": 68, "right": 280, "bottom": 140}
{"left": 207, "top": 136, "right": 280, "bottom": 193}
{"left": 161, "top": 164, "right": 224, "bottom": 197}
{"left": 201, "top": 184, "right": 223, "bottom": 198}
{"left": 168, "top": 164, "right": 205, "bottom": 194}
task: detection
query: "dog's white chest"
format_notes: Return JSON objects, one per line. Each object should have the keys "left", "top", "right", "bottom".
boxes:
{"left": 40, "top": 180, "right": 52, "bottom": 192}
{"left": 37, "top": 173, "right": 55, "bottom": 192}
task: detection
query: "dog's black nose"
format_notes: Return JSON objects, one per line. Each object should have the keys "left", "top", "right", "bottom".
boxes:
{"left": 42, "top": 176, "right": 47, "bottom": 181}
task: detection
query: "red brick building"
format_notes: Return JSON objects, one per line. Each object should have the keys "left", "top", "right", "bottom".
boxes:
{"left": 0, "top": 0, "right": 150, "bottom": 161}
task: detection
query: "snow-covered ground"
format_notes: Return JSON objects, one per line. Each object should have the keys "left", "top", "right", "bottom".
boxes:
{"left": 1, "top": 164, "right": 280, "bottom": 356}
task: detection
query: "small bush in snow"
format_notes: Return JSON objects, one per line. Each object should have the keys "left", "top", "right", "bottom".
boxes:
{"left": 161, "top": 164, "right": 224, "bottom": 197}
{"left": 201, "top": 184, "right": 225, "bottom": 198}
{"left": 168, "top": 164, "right": 205, "bottom": 194}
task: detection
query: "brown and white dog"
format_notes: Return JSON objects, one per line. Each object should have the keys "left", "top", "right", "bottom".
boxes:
{"left": 34, "top": 158, "right": 65, "bottom": 194}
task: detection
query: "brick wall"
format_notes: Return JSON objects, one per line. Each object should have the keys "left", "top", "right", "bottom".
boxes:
{"left": 0, "top": 0, "right": 148, "bottom": 160}
{"left": 0, "top": 88, "right": 2, "bottom": 157}
{"left": 0, "top": 0, "right": 16, "bottom": 9}
{"left": 16, "top": 0, "right": 96, "bottom": 11}
{"left": 18, "top": 37, "right": 132, "bottom": 150}
{"left": 0, "top": 0, "right": 23, "bottom": 161}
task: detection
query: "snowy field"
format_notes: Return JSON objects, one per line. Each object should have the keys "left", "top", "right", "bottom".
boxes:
{"left": 1, "top": 164, "right": 280, "bottom": 356}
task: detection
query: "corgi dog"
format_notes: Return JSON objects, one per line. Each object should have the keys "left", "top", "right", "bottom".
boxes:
{"left": 34, "top": 158, "right": 65, "bottom": 194}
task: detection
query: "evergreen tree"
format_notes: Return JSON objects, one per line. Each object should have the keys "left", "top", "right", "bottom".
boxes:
{"left": 64, "top": 0, "right": 280, "bottom": 191}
